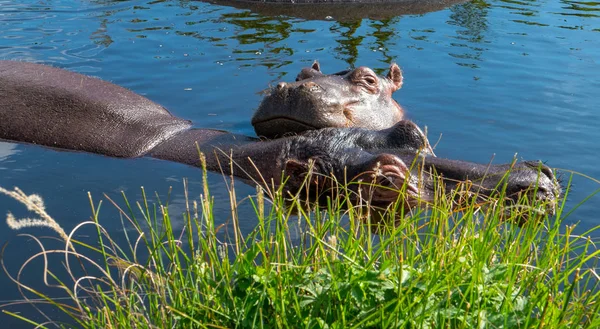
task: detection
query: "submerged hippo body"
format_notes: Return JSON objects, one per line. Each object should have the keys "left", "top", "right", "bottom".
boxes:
{"left": 207, "top": 0, "right": 470, "bottom": 22}
{"left": 252, "top": 61, "right": 405, "bottom": 138}
{"left": 0, "top": 61, "right": 193, "bottom": 158}
{"left": 0, "top": 61, "right": 559, "bottom": 223}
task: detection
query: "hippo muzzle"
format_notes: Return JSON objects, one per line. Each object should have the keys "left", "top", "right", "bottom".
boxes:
{"left": 252, "top": 78, "right": 353, "bottom": 136}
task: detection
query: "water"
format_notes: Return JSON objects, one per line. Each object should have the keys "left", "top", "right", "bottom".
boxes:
{"left": 0, "top": 0, "right": 598, "bottom": 326}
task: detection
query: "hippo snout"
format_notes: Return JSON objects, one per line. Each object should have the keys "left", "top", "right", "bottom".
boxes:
{"left": 521, "top": 161, "right": 559, "bottom": 193}
{"left": 507, "top": 161, "right": 561, "bottom": 216}
{"left": 272, "top": 80, "right": 320, "bottom": 99}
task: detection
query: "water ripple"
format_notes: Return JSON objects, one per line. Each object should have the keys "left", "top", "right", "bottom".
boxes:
{"left": 0, "top": 2, "right": 598, "bottom": 310}
{"left": 0, "top": 2, "right": 599, "bottom": 325}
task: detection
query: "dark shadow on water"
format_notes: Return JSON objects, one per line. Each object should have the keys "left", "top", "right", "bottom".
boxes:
{"left": 201, "top": 0, "right": 470, "bottom": 22}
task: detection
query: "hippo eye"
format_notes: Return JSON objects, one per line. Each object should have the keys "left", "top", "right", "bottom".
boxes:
{"left": 364, "top": 75, "right": 377, "bottom": 86}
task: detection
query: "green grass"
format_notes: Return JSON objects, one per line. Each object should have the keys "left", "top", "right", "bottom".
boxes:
{"left": 0, "top": 165, "right": 599, "bottom": 328}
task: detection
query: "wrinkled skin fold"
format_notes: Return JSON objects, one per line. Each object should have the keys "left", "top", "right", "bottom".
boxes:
{"left": 0, "top": 61, "right": 560, "bottom": 225}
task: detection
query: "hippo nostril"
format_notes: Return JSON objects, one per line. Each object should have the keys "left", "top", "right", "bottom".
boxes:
{"left": 540, "top": 165, "right": 555, "bottom": 181}
{"left": 277, "top": 82, "right": 287, "bottom": 91}
{"left": 524, "top": 161, "right": 556, "bottom": 182}
{"left": 535, "top": 184, "right": 549, "bottom": 195}
{"left": 300, "top": 81, "right": 320, "bottom": 92}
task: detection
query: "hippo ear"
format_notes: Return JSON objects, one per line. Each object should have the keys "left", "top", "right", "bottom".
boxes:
{"left": 311, "top": 60, "right": 321, "bottom": 73}
{"left": 387, "top": 63, "right": 403, "bottom": 92}
{"left": 296, "top": 61, "right": 323, "bottom": 81}
{"left": 360, "top": 154, "right": 417, "bottom": 202}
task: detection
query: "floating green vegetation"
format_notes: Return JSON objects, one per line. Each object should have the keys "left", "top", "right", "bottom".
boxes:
{"left": 0, "top": 164, "right": 598, "bottom": 329}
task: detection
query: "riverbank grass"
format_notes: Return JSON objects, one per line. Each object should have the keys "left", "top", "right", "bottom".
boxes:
{"left": 1, "top": 170, "right": 599, "bottom": 328}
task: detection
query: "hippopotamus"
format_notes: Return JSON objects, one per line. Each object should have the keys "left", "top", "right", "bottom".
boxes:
{"left": 271, "top": 126, "right": 559, "bottom": 225}
{"left": 252, "top": 61, "right": 405, "bottom": 139}
{"left": 205, "top": 0, "right": 469, "bottom": 22}
{"left": 0, "top": 60, "right": 559, "bottom": 223}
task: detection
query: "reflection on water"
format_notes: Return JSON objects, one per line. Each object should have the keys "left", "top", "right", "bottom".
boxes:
{"left": 0, "top": 0, "right": 599, "bottom": 326}
{"left": 447, "top": 0, "right": 489, "bottom": 68}
{"left": 497, "top": 0, "right": 600, "bottom": 30}
{"left": 0, "top": 142, "right": 19, "bottom": 163}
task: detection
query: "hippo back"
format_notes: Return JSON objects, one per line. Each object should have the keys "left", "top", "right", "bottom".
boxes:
{"left": 0, "top": 61, "right": 191, "bottom": 158}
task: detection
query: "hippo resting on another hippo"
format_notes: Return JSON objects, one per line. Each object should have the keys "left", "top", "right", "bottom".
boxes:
{"left": 252, "top": 61, "right": 405, "bottom": 139}
{"left": 0, "top": 60, "right": 560, "bottom": 224}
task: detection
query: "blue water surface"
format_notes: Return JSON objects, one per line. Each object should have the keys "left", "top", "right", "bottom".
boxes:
{"left": 0, "top": 0, "right": 598, "bottom": 326}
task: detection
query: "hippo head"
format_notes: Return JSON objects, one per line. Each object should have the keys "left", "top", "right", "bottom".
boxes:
{"left": 252, "top": 61, "right": 405, "bottom": 139}
{"left": 277, "top": 122, "right": 560, "bottom": 226}
{"left": 287, "top": 152, "right": 560, "bottom": 226}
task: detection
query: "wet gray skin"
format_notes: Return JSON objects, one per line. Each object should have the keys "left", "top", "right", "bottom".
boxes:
{"left": 252, "top": 61, "right": 405, "bottom": 139}
{"left": 278, "top": 124, "right": 561, "bottom": 225}
{"left": 0, "top": 60, "right": 559, "bottom": 225}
